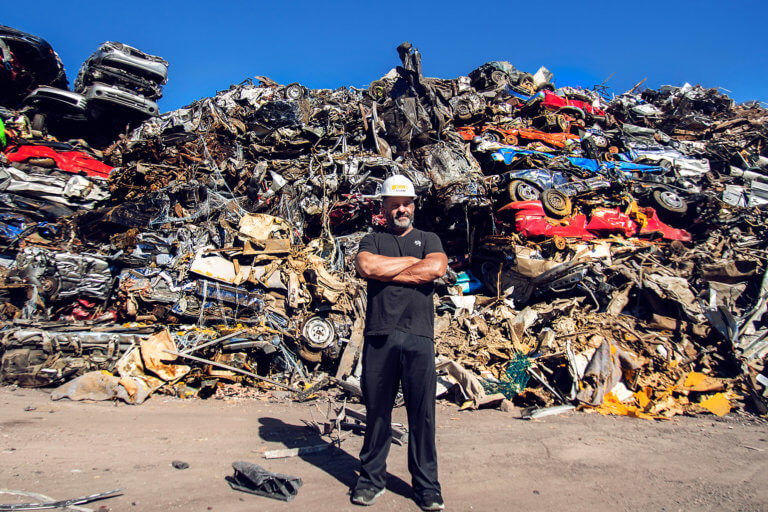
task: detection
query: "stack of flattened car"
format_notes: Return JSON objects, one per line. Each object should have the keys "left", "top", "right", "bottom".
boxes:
{"left": 74, "top": 41, "right": 167, "bottom": 119}
{"left": 0, "top": 27, "right": 766, "bottom": 418}
{"left": 12, "top": 30, "right": 167, "bottom": 140}
{"left": 0, "top": 24, "right": 68, "bottom": 109}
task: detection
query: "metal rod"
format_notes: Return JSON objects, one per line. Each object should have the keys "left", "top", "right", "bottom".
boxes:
{"left": 179, "top": 329, "right": 247, "bottom": 354}
{"left": 0, "top": 488, "right": 123, "bottom": 511}
{"left": 163, "top": 349, "right": 301, "bottom": 392}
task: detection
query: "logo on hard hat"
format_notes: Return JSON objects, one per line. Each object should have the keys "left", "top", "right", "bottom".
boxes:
{"left": 380, "top": 175, "right": 416, "bottom": 197}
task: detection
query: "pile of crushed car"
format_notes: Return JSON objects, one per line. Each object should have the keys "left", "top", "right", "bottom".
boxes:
{"left": 1, "top": 26, "right": 766, "bottom": 420}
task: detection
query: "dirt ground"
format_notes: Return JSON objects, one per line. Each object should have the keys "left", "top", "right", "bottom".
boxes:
{"left": 1, "top": 386, "right": 767, "bottom": 512}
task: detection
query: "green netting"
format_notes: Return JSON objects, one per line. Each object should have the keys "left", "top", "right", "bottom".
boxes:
{"left": 481, "top": 353, "right": 532, "bottom": 399}
{"left": 0, "top": 118, "right": 5, "bottom": 148}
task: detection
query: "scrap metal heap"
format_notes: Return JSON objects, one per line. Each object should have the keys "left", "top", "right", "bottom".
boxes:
{"left": 1, "top": 31, "right": 767, "bottom": 419}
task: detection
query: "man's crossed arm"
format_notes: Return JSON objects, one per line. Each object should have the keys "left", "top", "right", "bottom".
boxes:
{"left": 355, "top": 251, "right": 448, "bottom": 285}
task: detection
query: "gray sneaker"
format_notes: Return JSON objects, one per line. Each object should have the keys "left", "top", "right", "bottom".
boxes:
{"left": 351, "top": 486, "right": 385, "bottom": 506}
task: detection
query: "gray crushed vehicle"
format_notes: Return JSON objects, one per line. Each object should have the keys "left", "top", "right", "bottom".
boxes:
{"left": 0, "top": 24, "right": 68, "bottom": 106}
{"left": 84, "top": 82, "right": 159, "bottom": 117}
{"left": 23, "top": 86, "right": 89, "bottom": 129}
{"left": 75, "top": 41, "right": 168, "bottom": 100}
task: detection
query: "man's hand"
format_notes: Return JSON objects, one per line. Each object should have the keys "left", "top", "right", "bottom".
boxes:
{"left": 356, "top": 251, "right": 447, "bottom": 285}
{"left": 356, "top": 251, "right": 421, "bottom": 281}
{"left": 389, "top": 252, "right": 447, "bottom": 285}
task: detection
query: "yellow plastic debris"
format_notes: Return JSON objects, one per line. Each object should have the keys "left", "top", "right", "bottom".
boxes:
{"left": 635, "top": 387, "right": 652, "bottom": 408}
{"left": 700, "top": 393, "right": 731, "bottom": 417}
{"left": 683, "top": 371, "right": 726, "bottom": 392}
{"left": 593, "top": 392, "right": 656, "bottom": 420}
{"left": 684, "top": 371, "right": 706, "bottom": 387}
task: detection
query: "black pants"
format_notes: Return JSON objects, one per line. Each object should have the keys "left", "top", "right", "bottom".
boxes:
{"left": 357, "top": 329, "right": 440, "bottom": 494}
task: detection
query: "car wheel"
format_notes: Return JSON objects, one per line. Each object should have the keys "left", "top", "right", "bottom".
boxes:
{"left": 39, "top": 276, "right": 60, "bottom": 301}
{"left": 453, "top": 101, "right": 472, "bottom": 121}
{"left": 591, "top": 135, "right": 609, "bottom": 148}
{"left": 541, "top": 189, "right": 572, "bottom": 218}
{"left": 368, "top": 80, "right": 387, "bottom": 101}
{"left": 491, "top": 70, "right": 509, "bottom": 87}
{"left": 481, "top": 130, "right": 503, "bottom": 143}
{"left": 284, "top": 83, "right": 305, "bottom": 100}
{"left": 508, "top": 180, "right": 541, "bottom": 202}
{"left": 518, "top": 75, "right": 535, "bottom": 92}
{"left": 567, "top": 92, "right": 592, "bottom": 103}
{"left": 302, "top": 315, "right": 335, "bottom": 350}
{"left": 556, "top": 106, "right": 586, "bottom": 120}
{"left": 650, "top": 188, "right": 688, "bottom": 218}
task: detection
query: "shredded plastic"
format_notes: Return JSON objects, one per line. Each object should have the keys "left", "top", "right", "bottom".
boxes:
{"left": 482, "top": 352, "right": 531, "bottom": 399}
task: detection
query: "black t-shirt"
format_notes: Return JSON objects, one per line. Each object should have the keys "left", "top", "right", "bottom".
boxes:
{"left": 357, "top": 228, "right": 445, "bottom": 339}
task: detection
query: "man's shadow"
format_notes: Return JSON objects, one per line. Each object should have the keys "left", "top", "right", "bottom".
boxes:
{"left": 257, "top": 416, "right": 412, "bottom": 499}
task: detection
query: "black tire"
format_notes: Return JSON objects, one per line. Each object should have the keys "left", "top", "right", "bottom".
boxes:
{"left": 481, "top": 130, "right": 503, "bottom": 143}
{"left": 368, "top": 80, "right": 387, "bottom": 101}
{"left": 537, "top": 82, "right": 555, "bottom": 92}
{"left": 567, "top": 92, "right": 592, "bottom": 103}
{"left": 39, "top": 276, "right": 60, "bottom": 301}
{"left": 490, "top": 70, "right": 509, "bottom": 87}
{"left": 541, "top": 189, "right": 572, "bottom": 218}
{"left": 650, "top": 188, "right": 687, "bottom": 219}
{"left": 508, "top": 180, "right": 541, "bottom": 202}
{"left": 556, "top": 106, "right": 586, "bottom": 120}
{"left": 518, "top": 75, "right": 535, "bottom": 90}
{"left": 453, "top": 101, "right": 472, "bottom": 121}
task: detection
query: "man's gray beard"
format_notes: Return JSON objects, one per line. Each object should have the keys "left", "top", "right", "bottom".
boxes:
{"left": 388, "top": 213, "right": 413, "bottom": 232}
{"left": 394, "top": 216, "right": 412, "bottom": 229}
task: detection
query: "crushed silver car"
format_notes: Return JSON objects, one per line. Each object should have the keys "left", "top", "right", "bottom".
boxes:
{"left": 84, "top": 82, "right": 159, "bottom": 117}
{"left": 74, "top": 41, "right": 168, "bottom": 100}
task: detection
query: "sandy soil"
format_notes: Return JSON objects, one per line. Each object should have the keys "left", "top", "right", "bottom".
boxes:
{"left": 1, "top": 386, "right": 767, "bottom": 512}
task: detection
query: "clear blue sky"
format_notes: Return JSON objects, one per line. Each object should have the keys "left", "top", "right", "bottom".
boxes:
{"left": 5, "top": 0, "right": 767, "bottom": 113}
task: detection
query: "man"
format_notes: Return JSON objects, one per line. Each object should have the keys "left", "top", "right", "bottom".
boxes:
{"left": 351, "top": 175, "right": 447, "bottom": 511}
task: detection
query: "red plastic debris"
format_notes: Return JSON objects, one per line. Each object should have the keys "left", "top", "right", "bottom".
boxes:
{"left": 4, "top": 145, "right": 113, "bottom": 179}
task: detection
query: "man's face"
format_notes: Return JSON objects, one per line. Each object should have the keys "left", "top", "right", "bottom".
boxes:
{"left": 382, "top": 196, "right": 415, "bottom": 234}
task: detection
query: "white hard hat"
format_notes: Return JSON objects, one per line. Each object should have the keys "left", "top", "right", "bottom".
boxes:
{"left": 380, "top": 175, "right": 416, "bottom": 197}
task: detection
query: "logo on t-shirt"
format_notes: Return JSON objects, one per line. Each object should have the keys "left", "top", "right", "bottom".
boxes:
{"left": 414, "top": 240, "right": 422, "bottom": 246}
